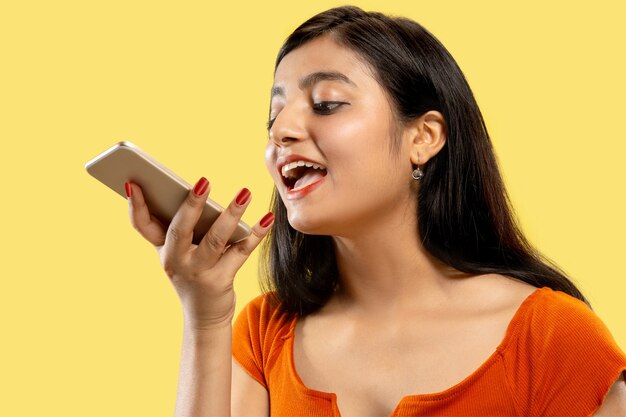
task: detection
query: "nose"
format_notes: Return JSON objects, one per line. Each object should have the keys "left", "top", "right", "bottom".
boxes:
{"left": 268, "top": 103, "right": 308, "bottom": 147}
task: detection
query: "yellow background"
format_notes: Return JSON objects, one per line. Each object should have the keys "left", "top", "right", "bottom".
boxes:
{"left": 1, "top": 1, "right": 624, "bottom": 415}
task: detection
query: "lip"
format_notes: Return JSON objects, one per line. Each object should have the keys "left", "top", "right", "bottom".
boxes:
{"left": 276, "top": 153, "right": 326, "bottom": 178}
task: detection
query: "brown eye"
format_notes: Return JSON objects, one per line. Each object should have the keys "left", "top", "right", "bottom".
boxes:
{"left": 313, "top": 101, "right": 346, "bottom": 114}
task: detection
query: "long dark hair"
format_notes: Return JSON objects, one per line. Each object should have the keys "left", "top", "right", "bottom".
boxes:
{"left": 260, "top": 5, "right": 588, "bottom": 316}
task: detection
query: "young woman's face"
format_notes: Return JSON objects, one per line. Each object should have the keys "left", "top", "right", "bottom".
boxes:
{"left": 265, "top": 35, "right": 416, "bottom": 236}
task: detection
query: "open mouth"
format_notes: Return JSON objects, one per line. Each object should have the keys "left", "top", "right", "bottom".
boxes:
{"left": 281, "top": 161, "right": 328, "bottom": 191}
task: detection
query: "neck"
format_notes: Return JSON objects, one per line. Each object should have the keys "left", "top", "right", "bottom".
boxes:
{"left": 330, "top": 203, "right": 469, "bottom": 315}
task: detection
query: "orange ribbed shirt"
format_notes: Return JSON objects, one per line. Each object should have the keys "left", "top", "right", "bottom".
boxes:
{"left": 232, "top": 287, "right": 626, "bottom": 416}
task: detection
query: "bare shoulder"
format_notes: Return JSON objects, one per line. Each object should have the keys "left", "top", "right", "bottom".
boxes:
{"left": 455, "top": 273, "right": 539, "bottom": 315}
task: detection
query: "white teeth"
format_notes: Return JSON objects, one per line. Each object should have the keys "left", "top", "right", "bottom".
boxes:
{"left": 281, "top": 161, "right": 326, "bottom": 177}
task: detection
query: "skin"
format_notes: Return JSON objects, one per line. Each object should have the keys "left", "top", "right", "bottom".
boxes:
{"left": 260, "top": 34, "right": 626, "bottom": 416}
{"left": 126, "top": 33, "right": 626, "bottom": 416}
{"left": 263, "top": 35, "right": 534, "bottom": 416}
{"left": 126, "top": 180, "right": 274, "bottom": 416}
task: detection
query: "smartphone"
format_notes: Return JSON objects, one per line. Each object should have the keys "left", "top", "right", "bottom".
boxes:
{"left": 85, "top": 141, "right": 252, "bottom": 245}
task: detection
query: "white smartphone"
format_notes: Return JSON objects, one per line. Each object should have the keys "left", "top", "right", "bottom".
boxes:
{"left": 85, "top": 141, "right": 252, "bottom": 245}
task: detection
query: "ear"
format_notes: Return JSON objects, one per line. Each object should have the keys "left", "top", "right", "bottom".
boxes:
{"left": 406, "top": 110, "right": 446, "bottom": 166}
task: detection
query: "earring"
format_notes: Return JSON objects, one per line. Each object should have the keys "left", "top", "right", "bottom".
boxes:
{"left": 412, "top": 154, "right": 424, "bottom": 180}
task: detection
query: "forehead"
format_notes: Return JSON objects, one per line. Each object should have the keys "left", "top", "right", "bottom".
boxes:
{"left": 273, "top": 35, "right": 375, "bottom": 91}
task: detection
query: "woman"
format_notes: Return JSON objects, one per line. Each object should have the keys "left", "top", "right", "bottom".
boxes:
{"left": 124, "top": 6, "right": 626, "bottom": 417}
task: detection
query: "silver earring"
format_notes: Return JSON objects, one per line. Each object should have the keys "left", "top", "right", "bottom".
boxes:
{"left": 412, "top": 154, "right": 424, "bottom": 180}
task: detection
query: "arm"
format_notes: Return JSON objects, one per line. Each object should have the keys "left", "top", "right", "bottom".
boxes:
{"left": 593, "top": 371, "right": 626, "bottom": 417}
{"left": 174, "top": 327, "right": 270, "bottom": 417}
{"left": 125, "top": 180, "right": 273, "bottom": 417}
{"left": 174, "top": 322, "right": 233, "bottom": 417}
{"left": 231, "top": 359, "right": 270, "bottom": 417}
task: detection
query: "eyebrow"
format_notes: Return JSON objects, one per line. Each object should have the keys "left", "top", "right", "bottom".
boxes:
{"left": 271, "top": 71, "right": 357, "bottom": 99}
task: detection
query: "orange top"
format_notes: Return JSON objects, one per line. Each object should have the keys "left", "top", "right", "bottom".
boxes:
{"left": 233, "top": 286, "right": 626, "bottom": 416}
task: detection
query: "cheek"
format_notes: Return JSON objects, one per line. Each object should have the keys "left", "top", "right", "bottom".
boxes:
{"left": 328, "top": 139, "right": 405, "bottom": 205}
{"left": 323, "top": 112, "right": 373, "bottom": 144}
{"left": 264, "top": 144, "right": 278, "bottom": 178}
{"left": 322, "top": 117, "right": 393, "bottom": 178}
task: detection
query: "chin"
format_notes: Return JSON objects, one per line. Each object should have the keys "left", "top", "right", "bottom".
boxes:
{"left": 287, "top": 211, "right": 333, "bottom": 236}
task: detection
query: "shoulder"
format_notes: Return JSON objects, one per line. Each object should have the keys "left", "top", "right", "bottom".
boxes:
{"left": 471, "top": 276, "right": 625, "bottom": 377}
{"left": 496, "top": 283, "right": 626, "bottom": 416}
{"left": 501, "top": 284, "right": 619, "bottom": 353}
{"left": 233, "top": 292, "right": 294, "bottom": 339}
{"left": 529, "top": 284, "right": 589, "bottom": 313}
{"left": 238, "top": 292, "right": 293, "bottom": 323}
{"left": 232, "top": 292, "right": 296, "bottom": 388}
{"left": 522, "top": 286, "right": 607, "bottom": 339}
{"left": 463, "top": 274, "right": 598, "bottom": 336}
{"left": 232, "top": 292, "right": 295, "bottom": 357}
{"left": 451, "top": 274, "right": 540, "bottom": 324}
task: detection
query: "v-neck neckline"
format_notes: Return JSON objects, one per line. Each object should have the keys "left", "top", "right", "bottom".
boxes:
{"left": 284, "top": 286, "right": 547, "bottom": 416}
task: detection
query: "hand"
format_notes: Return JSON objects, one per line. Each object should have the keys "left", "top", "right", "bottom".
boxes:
{"left": 124, "top": 178, "right": 274, "bottom": 329}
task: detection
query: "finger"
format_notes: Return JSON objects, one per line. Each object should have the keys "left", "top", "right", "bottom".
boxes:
{"left": 127, "top": 181, "right": 167, "bottom": 246}
{"left": 163, "top": 177, "right": 210, "bottom": 257}
{"left": 218, "top": 212, "right": 274, "bottom": 276}
{"left": 194, "top": 187, "right": 252, "bottom": 265}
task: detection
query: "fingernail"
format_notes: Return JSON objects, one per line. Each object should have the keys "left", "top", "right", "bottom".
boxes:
{"left": 235, "top": 188, "right": 251, "bottom": 206}
{"left": 125, "top": 182, "right": 133, "bottom": 198}
{"left": 260, "top": 212, "right": 275, "bottom": 228}
{"left": 193, "top": 177, "right": 209, "bottom": 196}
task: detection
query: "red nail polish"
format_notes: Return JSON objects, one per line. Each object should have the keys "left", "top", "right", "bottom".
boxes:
{"left": 260, "top": 212, "right": 275, "bottom": 228}
{"left": 125, "top": 182, "right": 133, "bottom": 198}
{"left": 236, "top": 188, "right": 251, "bottom": 205}
{"left": 193, "top": 177, "right": 209, "bottom": 196}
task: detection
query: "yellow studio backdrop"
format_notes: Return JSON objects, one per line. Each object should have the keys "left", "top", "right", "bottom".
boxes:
{"left": 0, "top": 1, "right": 624, "bottom": 415}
